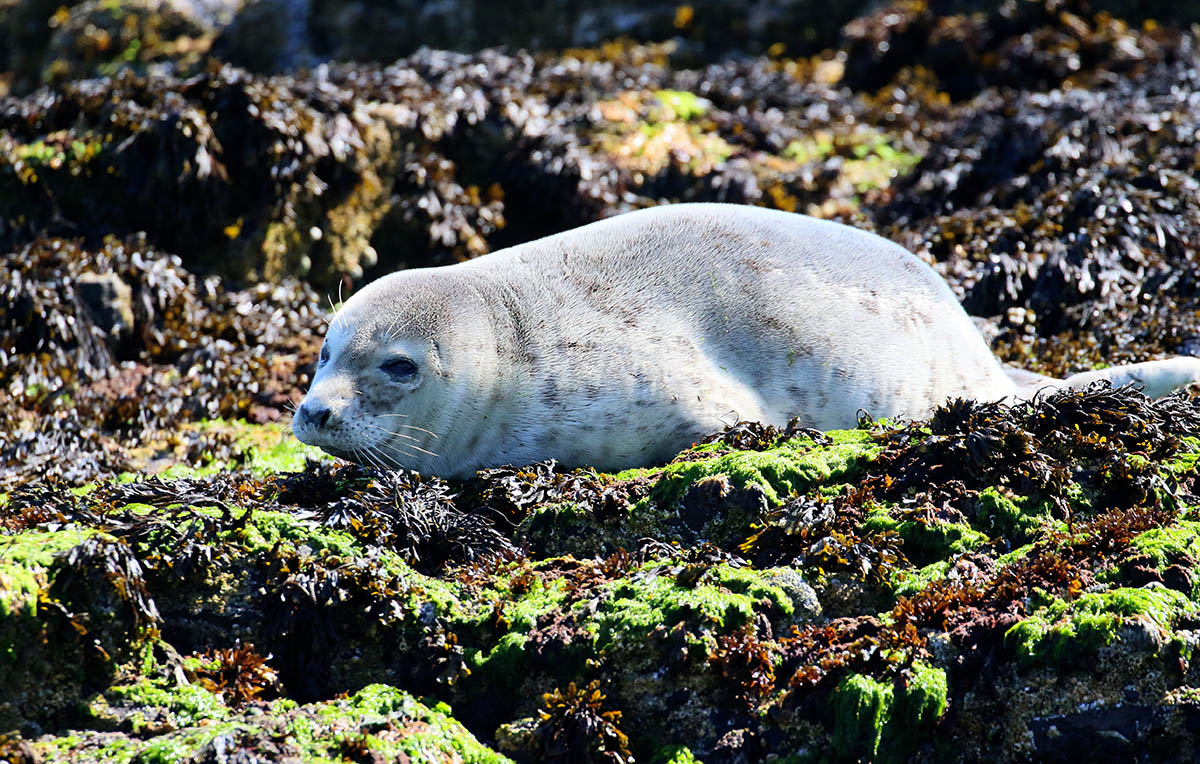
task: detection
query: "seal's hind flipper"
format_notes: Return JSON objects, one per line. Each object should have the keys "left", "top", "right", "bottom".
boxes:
{"left": 1062, "top": 357, "right": 1200, "bottom": 398}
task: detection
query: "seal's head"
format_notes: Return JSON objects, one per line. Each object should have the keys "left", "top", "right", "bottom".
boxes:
{"left": 292, "top": 271, "right": 494, "bottom": 475}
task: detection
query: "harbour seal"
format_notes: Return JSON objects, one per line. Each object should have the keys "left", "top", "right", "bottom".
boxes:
{"left": 292, "top": 203, "right": 1200, "bottom": 477}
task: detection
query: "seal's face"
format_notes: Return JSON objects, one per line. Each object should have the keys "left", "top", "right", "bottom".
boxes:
{"left": 293, "top": 300, "right": 449, "bottom": 472}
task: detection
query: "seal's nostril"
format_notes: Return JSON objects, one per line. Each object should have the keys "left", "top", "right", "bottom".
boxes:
{"left": 300, "top": 403, "right": 332, "bottom": 428}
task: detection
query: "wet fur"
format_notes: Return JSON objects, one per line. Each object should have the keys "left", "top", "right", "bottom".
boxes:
{"left": 295, "top": 203, "right": 1200, "bottom": 477}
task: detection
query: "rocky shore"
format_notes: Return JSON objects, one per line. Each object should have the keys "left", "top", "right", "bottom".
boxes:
{"left": 3, "top": 1, "right": 1200, "bottom": 761}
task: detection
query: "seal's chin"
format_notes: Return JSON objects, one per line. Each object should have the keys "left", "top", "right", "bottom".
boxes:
{"left": 292, "top": 425, "right": 361, "bottom": 462}
{"left": 316, "top": 444, "right": 358, "bottom": 462}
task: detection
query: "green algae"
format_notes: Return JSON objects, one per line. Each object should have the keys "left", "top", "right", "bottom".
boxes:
{"left": 890, "top": 560, "right": 951, "bottom": 599}
{"left": 653, "top": 90, "right": 710, "bottom": 121}
{"left": 587, "top": 562, "right": 794, "bottom": 650}
{"left": 106, "top": 677, "right": 228, "bottom": 729}
{"left": 224, "top": 420, "right": 332, "bottom": 474}
{"left": 1007, "top": 586, "right": 1196, "bottom": 667}
{"left": 0, "top": 557, "right": 42, "bottom": 620}
{"left": 28, "top": 684, "right": 511, "bottom": 764}
{"left": 314, "top": 684, "right": 513, "bottom": 764}
{"left": 901, "top": 520, "right": 988, "bottom": 562}
{"left": 230, "top": 508, "right": 360, "bottom": 558}
{"left": 864, "top": 508, "right": 987, "bottom": 566}
{"left": 975, "top": 487, "right": 1052, "bottom": 543}
{"left": 654, "top": 744, "right": 704, "bottom": 764}
{"left": 641, "top": 429, "right": 881, "bottom": 507}
{"left": 781, "top": 130, "right": 921, "bottom": 192}
{"left": 1128, "top": 520, "right": 1200, "bottom": 572}
{"left": 135, "top": 722, "right": 246, "bottom": 764}
{"left": 1, "top": 529, "right": 102, "bottom": 666}
{"left": 830, "top": 662, "right": 948, "bottom": 762}
{"left": 0, "top": 528, "right": 97, "bottom": 568}
{"left": 467, "top": 573, "right": 573, "bottom": 684}
{"left": 831, "top": 673, "right": 892, "bottom": 759}
{"left": 1160, "top": 437, "right": 1200, "bottom": 480}
{"left": 516, "top": 501, "right": 611, "bottom": 557}
{"left": 150, "top": 420, "right": 331, "bottom": 480}
{"left": 885, "top": 662, "right": 949, "bottom": 756}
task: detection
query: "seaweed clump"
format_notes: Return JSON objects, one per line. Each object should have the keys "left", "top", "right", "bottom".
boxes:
{"left": 191, "top": 643, "right": 281, "bottom": 708}
{"left": 0, "top": 235, "right": 325, "bottom": 488}
{"left": 273, "top": 463, "right": 517, "bottom": 572}
{"left": 870, "top": 384, "right": 1200, "bottom": 520}
{"left": 533, "top": 681, "right": 633, "bottom": 764}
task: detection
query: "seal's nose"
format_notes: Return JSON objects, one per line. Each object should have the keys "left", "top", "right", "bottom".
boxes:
{"left": 299, "top": 402, "right": 331, "bottom": 428}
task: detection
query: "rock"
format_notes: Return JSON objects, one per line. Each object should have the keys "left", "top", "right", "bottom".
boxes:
{"left": 0, "top": 0, "right": 65, "bottom": 94}
{"left": 759, "top": 567, "right": 822, "bottom": 623}
{"left": 210, "top": 0, "right": 317, "bottom": 73}
{"left": 41, "top": 0, "right": 215, "bottom": 86}
{"left": 215, "top": 0, "right": 873, "bottom": 74}
{"left": 76, "top": 271, "right": 134, "bottom": 347}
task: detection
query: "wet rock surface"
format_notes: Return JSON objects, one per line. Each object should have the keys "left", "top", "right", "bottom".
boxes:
{"left": 4, "top": 1, "right": 1200, "bottom": 762}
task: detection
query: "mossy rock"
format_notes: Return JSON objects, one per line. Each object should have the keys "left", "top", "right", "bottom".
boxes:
{"left": 12, "top": 682, "right": 511, "bottom": 763}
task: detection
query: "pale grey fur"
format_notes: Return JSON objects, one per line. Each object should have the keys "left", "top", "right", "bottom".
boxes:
{"left": 293, "top": 203, "right": 1200, "bottom": 478}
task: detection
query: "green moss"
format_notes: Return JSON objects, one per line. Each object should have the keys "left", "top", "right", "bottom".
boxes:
{"left": 1127, "top": 521, "right": 1200, "bottom": 593}
{"left": 831, "top": 673, "right": 893, "bottom": 759}
{"left": 829, "top": 663, "right": 947, "bottom": 762}
{"left": 891, "top": 560, "right": 951, "bottom": 599}
{"left": 1007, "top": 586, "right": 1194, "bottom": 666}
{"left": 33, "top": 684, "right": 511, "bottom": 763}
{"left": 588, "top": 562, "right": 793, "bottom": 650}
{"left": 643, "top": 429, "right": 881, "bottom": 507}
{"left": 883, "top": 662, "right": 949, "bottom": 758}
{"left": 653, "top": 90, "right": 710, "bottom": 120}
{"left": 975, "top": 487, "right": 1051, "bottom": 543}
{"left": 654, "top": 745, "right": 704, "bottom": 764}
{"left": 106, "top": 677, "right": 228, "bottom": 729}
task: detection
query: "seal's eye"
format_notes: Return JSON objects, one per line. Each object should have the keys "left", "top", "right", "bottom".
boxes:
{"left": 382, "top": 357, "right": 418, "bottom": 380}
{"left": 319, "top": 345, "right": 329, "bottom": 366}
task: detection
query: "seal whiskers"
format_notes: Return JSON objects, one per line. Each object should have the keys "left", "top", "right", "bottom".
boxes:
{"left": 364, "top": 423, "right": 441, "bottom": 459}
{"left": 372, "top": 414, "right": 440, "bottom": 439}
